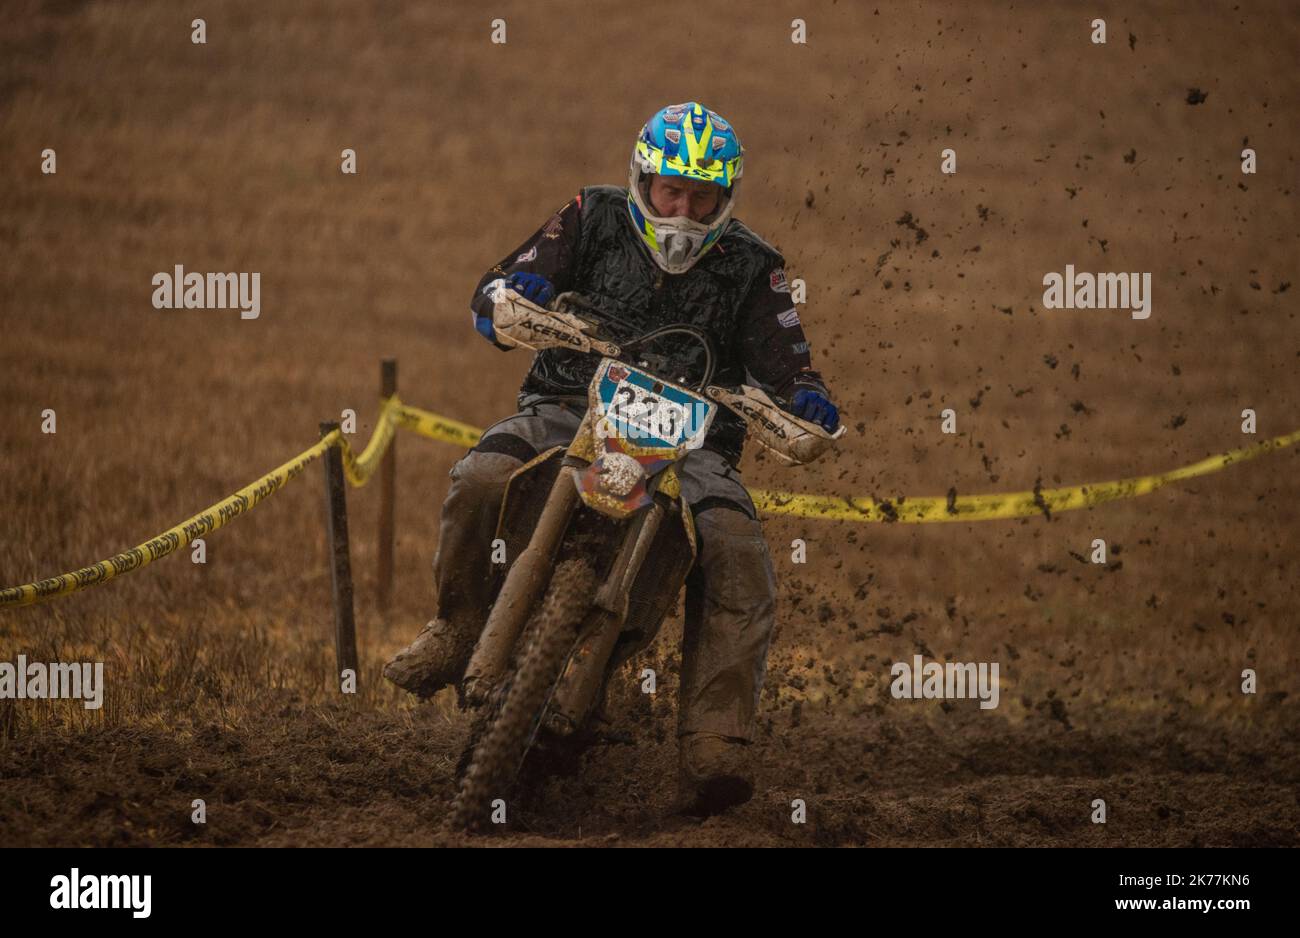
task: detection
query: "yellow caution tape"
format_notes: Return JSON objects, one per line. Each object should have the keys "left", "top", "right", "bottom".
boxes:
{"left": 3, "top": 391, "right": 1295, "bottom": 608}
{"left": 750, "top": 427, "right": 1300, "bottom": 523}
{"left": 338, "top": 396, "right": 400, "bottom": 487}
{"left": 391, "top": 402, "right": 482, "bottom": 450}
{"left": 1, "top": 431, "right": 341, "bottom": 608}
{"left": 0, "top": 398, "right": 453, "bottom": 608}
{"left": 394, "top": 401, "right": 1298, "bottom": 523}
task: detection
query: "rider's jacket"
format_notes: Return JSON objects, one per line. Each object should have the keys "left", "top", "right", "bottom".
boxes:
{"left": 469, "top": 185, "right": 831, "bottom": 465}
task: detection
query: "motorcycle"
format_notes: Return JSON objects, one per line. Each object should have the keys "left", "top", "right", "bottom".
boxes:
{"left": 445, "top": 281, "right": 845, "bottom": 831}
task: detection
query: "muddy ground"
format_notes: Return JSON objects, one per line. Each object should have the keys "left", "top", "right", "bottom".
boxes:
{"left": 0, "top": 1, "right": 1297, "bottom": 847}
{"left": 3, "top": 690, "right": 1299, "bottom": 848}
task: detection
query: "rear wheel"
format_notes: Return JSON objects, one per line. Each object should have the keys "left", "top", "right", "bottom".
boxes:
{"left": 444, "top": 558, "right": 597, "bottom": 832}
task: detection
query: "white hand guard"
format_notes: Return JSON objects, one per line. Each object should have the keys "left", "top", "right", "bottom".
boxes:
{"left": 488, "top": 279, "right": 621, "bottom": 356}
{"left": 705, "top": 384, "right": 846, "bottom": 466}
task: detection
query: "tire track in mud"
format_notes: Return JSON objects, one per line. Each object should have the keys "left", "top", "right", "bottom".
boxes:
{"left": 2, "top": 695, "right": 1295, "bottom": 847}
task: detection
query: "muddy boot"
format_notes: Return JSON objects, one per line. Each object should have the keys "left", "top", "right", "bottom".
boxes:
{"left": 382, "top": 617, "right": 477, "bottom": 699}
{"left": 384, "top": 450, "right": 524, "bottom": 699}
{"left": 678, "top": 731, "right": 754, "bottom": 816}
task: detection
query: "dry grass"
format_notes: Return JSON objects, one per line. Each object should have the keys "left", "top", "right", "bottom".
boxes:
{"left": 0, "top": 0, "right": 1296, "bottom": 844}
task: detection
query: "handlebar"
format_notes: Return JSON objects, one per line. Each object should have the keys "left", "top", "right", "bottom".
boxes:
{"left": 549, "top": 292, "right": 717, "bottom": 393}
{"left": 491, "top": 282, "right": 846, "bottom": 464}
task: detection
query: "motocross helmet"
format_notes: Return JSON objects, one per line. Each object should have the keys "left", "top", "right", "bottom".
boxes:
{"left": 627, "top": 102, "right": 744, "bottom": 274}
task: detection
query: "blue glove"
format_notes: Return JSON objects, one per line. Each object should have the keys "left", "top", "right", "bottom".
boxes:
{"left": 473, "top": 310, "right": 497, "bottom": 343}
{"left": 506, "top": 271, "right": 555, "bottom": 307}
{"left": 789, "top": 388, "right": 839, "bottom": 432}
{"left": 471, "top": 272, "right": 555, "bottom": 346}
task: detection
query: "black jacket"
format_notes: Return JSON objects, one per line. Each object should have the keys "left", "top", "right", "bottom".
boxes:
{"left": 470, "top": 185, "right": 830, "bottom": 464}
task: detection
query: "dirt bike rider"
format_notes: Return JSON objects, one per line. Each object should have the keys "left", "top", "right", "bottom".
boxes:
{"left": 384, "top": 101, "right": 840, "bottom": 815}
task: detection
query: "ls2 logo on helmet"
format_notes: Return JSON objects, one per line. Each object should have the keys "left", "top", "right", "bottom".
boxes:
{"left": 770, "top": 267, "right": 790, "bottom": 293}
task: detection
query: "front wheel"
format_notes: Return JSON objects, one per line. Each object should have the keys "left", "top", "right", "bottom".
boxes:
{"left": 444, "top": 558, "right": 597, "bottom": 832}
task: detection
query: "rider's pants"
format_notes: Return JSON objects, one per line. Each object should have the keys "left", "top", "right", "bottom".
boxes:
{"left": 432, "top": 395, "right": 776, "bottom": 742}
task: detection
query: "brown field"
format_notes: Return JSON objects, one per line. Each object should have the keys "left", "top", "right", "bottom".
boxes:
{"left": 0, "top": 0, "right": 1297, "bottom": 847}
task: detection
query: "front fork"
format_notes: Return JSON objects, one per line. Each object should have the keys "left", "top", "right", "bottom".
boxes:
{"left": 542, "top": 499, "right": 666, "bottom": 735}
{"left": 462, "top": 456, "right": 667, "bottom": 722}
{"left": 462, "top": 457, "right": 585, "bottom": 705}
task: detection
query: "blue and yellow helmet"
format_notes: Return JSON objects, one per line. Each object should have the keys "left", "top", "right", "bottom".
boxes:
{"left": 627, "top": 102, "right": 744, "bottom": 274}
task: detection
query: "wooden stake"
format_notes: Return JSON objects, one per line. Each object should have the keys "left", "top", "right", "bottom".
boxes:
{"left": 321, "top": 422, "right": 359, "bottom": 690}
{"left": 378, "top": 359, "right": 397, "bottom": 611}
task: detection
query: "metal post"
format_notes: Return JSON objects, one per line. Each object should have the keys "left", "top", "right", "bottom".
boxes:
{"left": 378, "top": 358, "right": 397, "bottom": 611}
{"left": 320, "top": 422, "right": 359, "bottom": 690}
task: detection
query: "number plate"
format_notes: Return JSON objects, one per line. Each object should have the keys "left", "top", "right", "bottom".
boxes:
{"left": 594, "top": 360, "right": 714, "bottom": 450}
